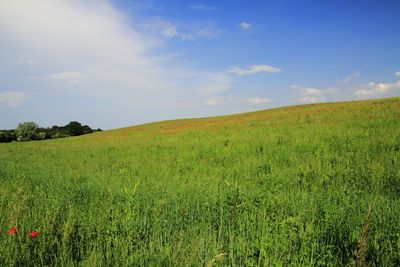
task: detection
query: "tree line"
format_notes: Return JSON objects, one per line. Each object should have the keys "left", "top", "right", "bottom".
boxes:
{"left": 0, "top": 121, "right": 102, "bottom": 143}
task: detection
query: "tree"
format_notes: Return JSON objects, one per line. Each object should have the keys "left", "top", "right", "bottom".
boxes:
{"left": 65, "top": 121, "right": 83, "bottom": 136}
{"left": 0, "top": 131, "right": 6, "bottom": 143}
{"left": 37, "top": 132, "right": 46, "bottom": 140}
{"left": 16, "top": 122, "right": 38, "bottom": 141}
{"left": 0, "top": 130, "right": 17, "bottom": 142}
{"left": 51, "top": 132, "right": 70, "bottom": 139}
{"left": 82, "top": 125, "right": 93, "bottom": 134}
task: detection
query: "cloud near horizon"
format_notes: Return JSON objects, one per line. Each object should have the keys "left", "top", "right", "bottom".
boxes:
{"left": 354, "top": 80, "right": 400, "bottom": 98}
{"left": 245, "top": 97, "right": 272, "bottom": 105}
{"left": 292, "top": 85, "right": 329, "bottom": 103}
{"left": 293, "top": 71, "right": 400, "bottom": 104}
{"left": 205, "top": 96, "right": 273, "bottom": 108}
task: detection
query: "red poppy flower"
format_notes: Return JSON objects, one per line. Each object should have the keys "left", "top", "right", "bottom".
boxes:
{"left": 8, "top": 226, "right": 17, "bottom": 235}
{"left": 29, "top": 231, "right": 39, "bottom": 238}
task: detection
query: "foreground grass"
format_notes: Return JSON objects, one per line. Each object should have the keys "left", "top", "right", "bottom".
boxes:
{"left": 1, "top": 97, "right": 400, "bottom": 266}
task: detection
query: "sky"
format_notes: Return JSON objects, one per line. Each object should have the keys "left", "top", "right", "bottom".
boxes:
{"left": 1, "top": 0, "right": 400, "bottom": 130}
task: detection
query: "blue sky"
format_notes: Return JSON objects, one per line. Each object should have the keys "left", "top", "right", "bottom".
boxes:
{"left": 1, "top": 0, "right": 400, "bottom": 129}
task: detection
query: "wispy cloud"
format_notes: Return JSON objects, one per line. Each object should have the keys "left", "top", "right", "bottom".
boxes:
{"left": 205, "top": 97, "right": 222, "bottom": 106}
{"left": 293, "top": 71, "right": 400, "bottom": 104}
{"left": 292, "top": 85, "right": 329, "bottom": 103}
{"left": 340, "top": 71, "right": 361, "bottom": 84}
{"left": 140, "top": 17, "right": 220, "bottom": 40}
{"left": 292, "top": 70, "right": 361, "bottom": 104}
{"left": 354, "top": 80, "right": 400, "bottom": 98}
{"left": 0, "top": 91, "right": 30, "bottom": 107}
{"left": 245, "top": 97, "right": 272, "bottom": 105}
{"left": 49, "top": 72, "right": 86, "bottom": 84}
{"left": 140, "top": 17, "right": 190, "bottom": 40}
{"left": 195, "top": 73, "right": 232, "bottom": 96}
{"left": 229, "top": 65, "right": 282, "bottom": 76}
{"left": 205, "top": 96, "right": 273, "bottom": 108}
{"left": 352, "top": 71, "right": 400, "bottom": 99}
{"left": 239, "top": 22, "right": 252, "bottom": 30}
{"left": 190, "top": 4, "right": 218, "bottom": 11}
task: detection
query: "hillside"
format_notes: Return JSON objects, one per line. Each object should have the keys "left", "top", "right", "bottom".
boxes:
{"left": 1, "top": 97, "right": 400, "bottom": 266}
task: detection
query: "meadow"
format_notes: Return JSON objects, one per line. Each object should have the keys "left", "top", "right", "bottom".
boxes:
{"left": 1, "top": 97, "right": 399, "bottom": 266}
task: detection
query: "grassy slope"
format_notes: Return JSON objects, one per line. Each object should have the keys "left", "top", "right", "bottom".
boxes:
{"left": 1, "top": 97, "right": 400, "bottom": 266}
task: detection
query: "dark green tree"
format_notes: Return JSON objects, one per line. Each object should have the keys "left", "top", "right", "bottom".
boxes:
{"left": 65, "top": 121, "right": 83, "bottom": 136}
{"left": 0, "top": 131, "right": 7, "bottom": 143}
{"left": 82, "top": 125, "right": 93, "bottom": 134}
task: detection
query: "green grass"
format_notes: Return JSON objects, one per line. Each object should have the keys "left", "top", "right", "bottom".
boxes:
{"left": 1, "top": 97, "right": 400, "bottom": 266}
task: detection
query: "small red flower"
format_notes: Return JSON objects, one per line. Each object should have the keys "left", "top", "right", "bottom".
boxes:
{"left": 29, "top": 231, "right": 39, "bottom": 238}
{"left": 8, "top": 226, "right": 17, "bottom": 235}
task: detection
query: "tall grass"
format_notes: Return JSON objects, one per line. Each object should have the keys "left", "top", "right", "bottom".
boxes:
{"left": 1, "top": 97, "right": 400, "bottom": 266}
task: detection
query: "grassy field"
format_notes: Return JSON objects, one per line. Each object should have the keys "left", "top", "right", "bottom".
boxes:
{"left": 1, "top": 97, "right": 400, "bottom": 266}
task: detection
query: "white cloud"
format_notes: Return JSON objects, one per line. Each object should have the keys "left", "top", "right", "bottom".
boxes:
{"left": 0, "top": 91, "right": 30, "bottom": 107}
{"left": 353, "top": 89, "right": 374, "bottom": 98}
{"left": 293, "top": 71, "right": 400, "bottom": 104}
{"left": 376, "top": 81, "right": 400, "bottom": 92}
{"left": 340, "top": 71, "right": 361, "bottom": 83}
{"left": 205, "top": 97, "right": 222, "bottom": 106}
{"left": 354, "top": 80, "right": 400, "bottom": 98}
{"left": 140, "top": 17, "right": 190, "bottom": 40}
{"left": 395, "top": 71, "right": 400, "bottom": 77}
{"left": 49, "top": 71, "right": 86, "bottom": 83}
{"left": 292, "top": 85, "right": 328, "bottom": 103}
{"left": 195, "top": 73, "right": 232, "bottom": 95}
{"left": 229, "top": 65, "right": 282, "bottom": 76}
{"left": 0, "top": 1, "right": 152, "bottom": 65}
{"left": 245, "top": 97, "right": 272, "bottom": 105}
{"left": 194, "top": 24, "right": 221, "bottom": 39}
{"left": 303, "top": 87, "right": 322, "bottom": 95}
{"left": 205, "top": 96, "right": 273, "bottom": 108}
{"left": 190, "top": 4, "right": 218, "bottom": 11}
{"left": 239, "top": 22, "right": 252, "bottom": 30}
{"left": 140, "top": 17, "right": 220, "bottom": 40}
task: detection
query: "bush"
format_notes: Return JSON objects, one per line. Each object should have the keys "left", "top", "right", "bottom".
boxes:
{"left": 37, "top": 132, "right": 47, "bottom": 140}
{"left": 51, "top": 132, "right": 70, "bottom": 139}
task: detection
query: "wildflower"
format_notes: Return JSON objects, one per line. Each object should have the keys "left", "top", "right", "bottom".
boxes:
{"left": 8, "top": 226, "right": 17, "bottom": 235}
{"left": 29, "top": 231, "right": 39, "bottom": 238}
